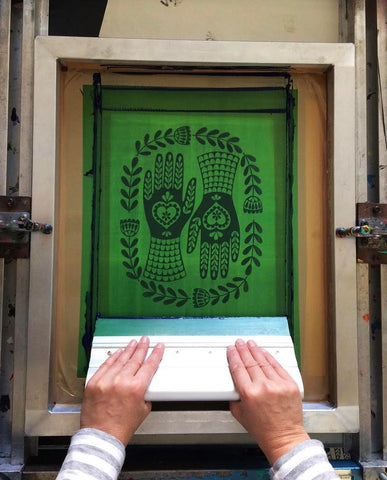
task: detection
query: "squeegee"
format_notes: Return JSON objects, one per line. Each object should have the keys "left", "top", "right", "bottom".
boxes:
{"left": 85, "top": 316, "right": 303, "bottom": 401}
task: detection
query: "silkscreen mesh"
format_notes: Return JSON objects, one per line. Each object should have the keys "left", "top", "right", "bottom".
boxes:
{"left": 78, "top": 86, "right": 294, "bottom": 375}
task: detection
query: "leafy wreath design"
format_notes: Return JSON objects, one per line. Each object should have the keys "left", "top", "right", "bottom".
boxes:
{"left": 120, "top": 126, "right": 263, "bottom": 308}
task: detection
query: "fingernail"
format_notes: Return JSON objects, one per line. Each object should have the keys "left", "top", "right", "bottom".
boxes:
{"left": 129, "top": 339, "right": 137, "bottom": 347}
{"left": 236, "top": 338, "right": 245, "bottom": 346}
{"left": 247, "top": 340, "right": 257, "bottom": 347}
{"left": 155, "top": 342, "right": 164, "bottom": 349}
{"left": 140, "top": 335, "right": 148, "bottom": 343}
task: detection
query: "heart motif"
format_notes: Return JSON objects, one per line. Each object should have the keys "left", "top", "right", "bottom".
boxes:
{"left": 152, "top": 201, "right": 181, "bottom": 228}
{"left": 203, "top": 202, "right": 231, "bottom": 231}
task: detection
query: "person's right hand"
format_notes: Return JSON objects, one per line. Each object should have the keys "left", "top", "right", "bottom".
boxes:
{"left": 81, "top": 336, "right": 164, "bottom": 446}
{"left": 227, "top": 339, "right": 310, "bottom": 465}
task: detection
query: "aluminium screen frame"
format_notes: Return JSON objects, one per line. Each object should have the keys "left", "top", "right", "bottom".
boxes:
{"left": 25, "top": 37, "right": 357, "bottom": 440}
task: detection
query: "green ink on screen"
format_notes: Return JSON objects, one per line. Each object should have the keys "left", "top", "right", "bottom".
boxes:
{"left": 78, "top": 84, "right": 298, "bottom": 376}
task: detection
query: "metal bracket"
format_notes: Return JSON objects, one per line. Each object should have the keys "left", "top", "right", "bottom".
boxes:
{"left": 360, "top": 461, "right": 387, "bottom": 480}
{"left": 0, "top": 196, "right": 52, "bottom": 260}
{"left": 336, "top": 203, "right": 387, "bottom": 265}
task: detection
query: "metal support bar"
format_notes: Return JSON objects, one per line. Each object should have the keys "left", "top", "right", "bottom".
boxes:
{"left": 365, "top": 0, "right": 384, "bottom": 461}
{"left": 35, "top": 0, "right": 49, "bottom": 36}
{"left": 0, "top": 4, "right": 11, "bottom": 455}
{"left": 357, "top": 0, "right": 386, "bottom": 469}
{"left": 19, "top": 0, "right": 34, "bottom": 197}
{"left": 354, "top": 0, "right": 376, "bottom": 469}
{"left": 353, "top": 1, "right": 374, "bottom": 463}
{"left": 9, "top": 0, "right": 50, "bottom": 468}
{"left": 12, "top": 0, "right": 50, "bottom": 468}
{"left": 0, "top": 0, "right": 11, "bottom": 367}
{"left": 0, "top": 0, "right": 11, "bottom": 195}
{"left": 339, "top": 0, "right": 355, "bottom": 43}
{"left": 0, "top": 0, "right": 50, "bottom": 472}
{"left": 0, "top": 1, "right": 23, "bottom": 468}
{"left": 357, "top": 262, "right": 372, "bottom": 457}
{"left": 376, "top": 0, "right": 387, "bottom": 462}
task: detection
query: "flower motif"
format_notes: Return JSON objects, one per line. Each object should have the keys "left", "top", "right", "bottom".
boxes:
{"left": 120, "top": 218, "right": 140, "bottom": 237}
{"left": 209, "top": 230, "right": 223, "bottom": 241}
{"left": 192, "top": 288, "right": 210, "bottom": 308}
{"left": 243, "top": 196, "right": 263, "bottom": 214}
{"left": 174, "top": 126, "right": 191, "bottom": 145}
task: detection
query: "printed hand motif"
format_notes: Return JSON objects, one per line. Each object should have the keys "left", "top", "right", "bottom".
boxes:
{"left": 187, "top": 151, "right": 240, "bottom": 279}
{"left": 143, "top": 152, "right": 196, "bottom": 282}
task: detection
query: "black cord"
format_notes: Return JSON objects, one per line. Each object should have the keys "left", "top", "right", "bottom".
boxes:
{"left": 377, "top": 51, "right": 387, "bottom": 151}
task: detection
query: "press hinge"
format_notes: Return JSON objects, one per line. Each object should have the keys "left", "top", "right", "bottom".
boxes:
{"left": 336, "top": 202, "right": 387, "bottom": 265}
{"left": 0, "top": 196, "right": 53, "bottom": 260}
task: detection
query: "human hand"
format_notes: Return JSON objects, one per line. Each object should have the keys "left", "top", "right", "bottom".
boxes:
{"left": 81, "top": 337, "right": 164, "bottom": 446}
{"left": 227, "top": 339, "right": 309, "bottom": 465}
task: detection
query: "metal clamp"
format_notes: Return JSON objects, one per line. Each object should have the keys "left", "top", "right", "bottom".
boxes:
{"left": 336, "top": 203, "right": 387, "bottom": 265}
{"left": 17, "top": 214, "right": 52, "bottom": 234}
{"left": 0, "top": 196, "right": 52, "bottom": 259}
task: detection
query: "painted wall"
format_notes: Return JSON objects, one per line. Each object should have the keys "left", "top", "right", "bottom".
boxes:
{"left": 100, "top": 0, "right": 339, "bottom": 43}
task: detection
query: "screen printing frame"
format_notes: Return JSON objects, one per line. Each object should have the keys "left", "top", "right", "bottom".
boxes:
{"left": 25, "top": 37, "right": 358, "bottom": 440}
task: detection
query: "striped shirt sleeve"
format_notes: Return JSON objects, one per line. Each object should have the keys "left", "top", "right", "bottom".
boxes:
{"left": 56, "top": 428, "right": 126, "bottom": 480}
{"left": 270, "top": 439, "right": 339, "bottom": 480}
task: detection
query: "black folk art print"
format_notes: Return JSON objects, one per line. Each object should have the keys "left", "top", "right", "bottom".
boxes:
{"left": 89, "top": 89, "right": 290, "bottom": 320}
{"left": 118, "top": 125, "right": 265, "bottom": 313}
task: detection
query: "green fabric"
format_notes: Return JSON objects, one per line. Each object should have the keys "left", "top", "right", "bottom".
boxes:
{"left": 79, "top": 86, "right": 297, "bottom": 375}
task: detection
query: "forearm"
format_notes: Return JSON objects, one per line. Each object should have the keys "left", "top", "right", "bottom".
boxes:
{"left": 270, "top": 439, "right": 339, "bottom": 480}
{"left": 56, "top": 428, "right": 125, "bottom": 480}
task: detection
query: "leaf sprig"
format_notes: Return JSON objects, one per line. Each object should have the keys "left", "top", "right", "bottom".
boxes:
{"left": 135, "top": 128, "right": 175, "bottom": 156}
{"left": 194, "top": 127, "right": 242, "bottom": 154}
{"left": 208, "top": 277, "right": 248, "bottom": 305}
{"left": 241, "top": 221, "right": 263, "bottom": 275}
{"left": 140, "top": 280, "right": 189, "bottom": 307}
{"left": 241, "top": 154, "right": 262, "bottom": 199}
{"left": 121, "top": 237, "right": 142, "bottom": 279}
{"left": 121, "top": 157, "right": 142, "bottom": 212}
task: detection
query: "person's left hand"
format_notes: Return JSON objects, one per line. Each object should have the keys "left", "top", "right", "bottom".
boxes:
{"left": 81, "top": 336, "right": 164, "bottom": 446}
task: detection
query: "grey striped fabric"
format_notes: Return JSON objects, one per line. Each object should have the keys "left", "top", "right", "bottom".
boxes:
{"left": 56, "top": 428, "right": 125, "bottom": 480}
{"left": 270, "top": 440, "right": 339, "bottom": 479}
{"left": 57, "top": 430, "right": 338, "bottom": 480}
